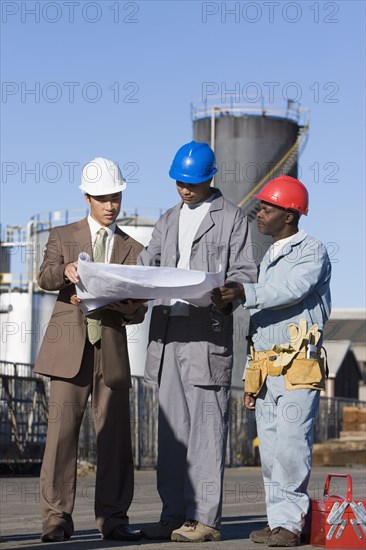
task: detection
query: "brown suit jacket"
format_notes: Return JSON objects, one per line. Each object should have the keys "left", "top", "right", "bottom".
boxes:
{"left": 34, "top": 218, "right": 146, "bottom": 389}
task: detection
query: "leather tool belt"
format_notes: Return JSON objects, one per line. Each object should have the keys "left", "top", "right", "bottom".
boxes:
{"left": 244, "top": 319, "right": 328, "bottom": 396}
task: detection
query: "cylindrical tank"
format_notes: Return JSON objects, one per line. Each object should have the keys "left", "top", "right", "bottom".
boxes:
{"left": 192, "top": 100, "right": 309, "bottom": 386}
{"left": 31, "top": 292, "right": 63, "bottom": 364}
{"left": 0, "top": 290, "right": 33, "bottom": 364}
{"left": 194, "top": 114, "right": 299, "bottom": 206}
{"left": 0, "top": 245, "right": 11, "bottom": 275}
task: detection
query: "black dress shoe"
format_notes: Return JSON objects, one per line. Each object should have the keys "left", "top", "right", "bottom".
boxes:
{"left": 41, "top": 526, "right": 70, "bottom": 542}
{"left": 104, "top": 524, "right": 141, "bottom": 541}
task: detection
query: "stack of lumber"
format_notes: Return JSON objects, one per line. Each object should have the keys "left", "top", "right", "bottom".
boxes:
{"left": 312, "top": 406, "right": 366, "bottom": 466}
{"left": 340, "top": 406, "right": 366, "bottom": 440}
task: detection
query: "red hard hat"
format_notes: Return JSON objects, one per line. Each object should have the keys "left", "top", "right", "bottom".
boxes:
{"left": 254, "top": 175, "right": 309, "bottom": 215}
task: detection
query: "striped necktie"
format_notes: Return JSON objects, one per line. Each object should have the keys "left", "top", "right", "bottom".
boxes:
{"left": 87, "top": 228, "right": 107, "bottom": 344}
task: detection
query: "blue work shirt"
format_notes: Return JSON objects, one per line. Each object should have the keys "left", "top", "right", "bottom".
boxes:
{"left": 243, "top": 229, "right": 332, "bottom": 353}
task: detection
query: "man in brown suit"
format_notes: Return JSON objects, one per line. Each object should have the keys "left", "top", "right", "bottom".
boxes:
{"left": 34, "top": 157, "right": 146, "bottom": 542}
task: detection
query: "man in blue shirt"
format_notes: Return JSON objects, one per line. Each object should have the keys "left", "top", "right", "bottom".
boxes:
{"left": 212, "top": 175, "right": 332, "bottom": 547}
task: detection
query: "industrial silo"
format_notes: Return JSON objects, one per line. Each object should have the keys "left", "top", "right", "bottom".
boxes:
{"left": 192, "top": 99, "right": 310, "bottom": 385}
{"left": 0, "top": 242, "right": 11, "bottom": 282}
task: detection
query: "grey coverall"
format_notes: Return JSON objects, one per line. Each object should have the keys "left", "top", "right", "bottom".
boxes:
{"left": 138, "top": 190, "right": 257, "bottom": 528}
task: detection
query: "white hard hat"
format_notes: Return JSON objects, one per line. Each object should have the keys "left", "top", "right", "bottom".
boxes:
{"left": 79, "top": 157, "right": 126, "bottom": 196}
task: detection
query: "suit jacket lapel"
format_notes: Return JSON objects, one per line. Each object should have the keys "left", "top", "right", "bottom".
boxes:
{"left": 164, "top": 205, "right": 180, "bottom": 267}
{"left": 71, "top": 218, "right": 92, "bottom": 260}
{"left": 110, "top": 227, "right": 132, "bottom": 265}
{"left": 194, "top": 191, "right": 223, "bottom": 242}
{"left": 75, "top": 219, "right": 132, "bottom": 264}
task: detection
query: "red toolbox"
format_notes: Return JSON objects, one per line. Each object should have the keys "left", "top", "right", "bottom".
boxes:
{"left": 310, "top": 473, "right": 366, "bottom": 548}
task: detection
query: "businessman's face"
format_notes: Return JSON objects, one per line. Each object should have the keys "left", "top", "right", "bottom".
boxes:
{"left": 176, "top": 180, "right": 213, "bottom": 205}
{"left": 85, "top": 192, "right": 122, "bottom": 226}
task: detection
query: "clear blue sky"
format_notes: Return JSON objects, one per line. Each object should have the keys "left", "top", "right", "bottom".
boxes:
{"left": 1, "top": 0, "right": 365, "bottom": 308}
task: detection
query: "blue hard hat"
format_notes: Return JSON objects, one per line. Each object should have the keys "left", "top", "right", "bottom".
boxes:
{"left": 169, "top": 141, "right": 218, "bottom": 184}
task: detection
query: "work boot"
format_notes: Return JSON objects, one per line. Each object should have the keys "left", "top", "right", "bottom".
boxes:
{"left": 268, "top": 527, "right": 301, "bottom": 547}
{"left": 141, "top": 520, "right": 182, "bottom": 540}
{"left": 171, "top": 520, "right": 221, "bottom": 542}
{"left": 250, "top": 525, "right": 272, "bottom": 543}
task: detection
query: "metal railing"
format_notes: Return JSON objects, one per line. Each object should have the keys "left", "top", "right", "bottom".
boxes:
{"left": 1, "top": 361, "right": 365, "bottom": 470}
{"left": 191, "top": 97, "right": 310, "bottom": 126}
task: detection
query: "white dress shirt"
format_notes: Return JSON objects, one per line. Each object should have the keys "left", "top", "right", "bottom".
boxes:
{"left": 87, "top": 215, "right": 116, "bottom": 263}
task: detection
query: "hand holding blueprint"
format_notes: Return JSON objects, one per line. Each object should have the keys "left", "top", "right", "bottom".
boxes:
{"left": 76, "top": 253, "right": 224, "bottom": 313}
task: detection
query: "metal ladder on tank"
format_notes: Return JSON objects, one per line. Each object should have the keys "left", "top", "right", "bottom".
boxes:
{"left": 237, "top": 123, "right": 309, "bottom": 218}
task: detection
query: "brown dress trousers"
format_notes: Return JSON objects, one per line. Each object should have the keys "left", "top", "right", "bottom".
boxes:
{"left": 34, "top": 218, "right": 146, "bottom": 536}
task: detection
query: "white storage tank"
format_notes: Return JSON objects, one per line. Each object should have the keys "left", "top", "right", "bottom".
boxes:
{"left": 0, "top": 289, "right": 33, "bottom": 366}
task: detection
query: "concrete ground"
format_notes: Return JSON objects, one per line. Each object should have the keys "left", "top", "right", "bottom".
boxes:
{"left": 1, "top": 466, "right": 365, "bottom": 549}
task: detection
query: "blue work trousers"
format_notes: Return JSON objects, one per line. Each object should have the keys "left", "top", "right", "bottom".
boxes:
{"left": 256, "top": 375, "right": 320, "bottom": 535}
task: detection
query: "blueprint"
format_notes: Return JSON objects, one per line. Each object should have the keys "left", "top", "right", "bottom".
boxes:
{"left": 76, "top": 253, "right": 224, "bottom": 313}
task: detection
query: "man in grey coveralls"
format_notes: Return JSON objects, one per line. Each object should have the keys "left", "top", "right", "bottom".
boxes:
{"left": 139, "top": 141, "right": 257, "bottom": 542}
